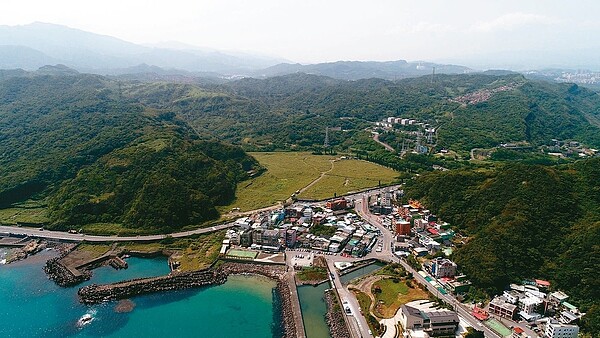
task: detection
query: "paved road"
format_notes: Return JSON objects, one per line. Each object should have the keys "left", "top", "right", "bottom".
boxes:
{"left": 0, "top": 185, "right": 401, "bottom": 245}
{"left": 353, "top": 194, "right": 503, "bottom": 338}
{"left": 0, "top": 222, "right": 235, "bottom": 243}
{"left": 372, "top": 132, "right": 395, "bottom": 152}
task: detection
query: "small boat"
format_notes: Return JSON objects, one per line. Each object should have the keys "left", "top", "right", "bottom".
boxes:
{"left": 76, "top": 314, "right": 94, "bottom": 327}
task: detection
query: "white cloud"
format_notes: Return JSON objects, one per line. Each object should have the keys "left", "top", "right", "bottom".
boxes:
{"left": 472, "top": 12, "right": 561, "bottom": 32}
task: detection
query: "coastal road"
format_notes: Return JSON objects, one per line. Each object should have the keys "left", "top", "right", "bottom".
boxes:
{"left": 354, "top": 193, "right": 503, "bottom": 338}
{"left": 0, "top": 222, "right": 235, "bottom": 243}
{"left": 1, "top": 185, "right": 401, "bottom": 245}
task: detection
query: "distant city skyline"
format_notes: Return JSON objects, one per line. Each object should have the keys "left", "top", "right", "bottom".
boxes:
{"left": 1, "top": 0, "right": 600, "bottom": 68}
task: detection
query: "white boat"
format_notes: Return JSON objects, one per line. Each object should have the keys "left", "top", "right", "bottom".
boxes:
{"left": 76, "top": 313, "right": 94, "bottom": 327}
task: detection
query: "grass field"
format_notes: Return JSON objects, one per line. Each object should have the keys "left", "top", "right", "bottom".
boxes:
{"left": 297, "top": 157, "right": 399, "bottom": 200}
{"left": 372, "top": 278, "right": 429, "bottom": 318}
{"left": 166, "top": 232, "right": 225, "bottom": 271}
{"left": 296, "top": 266, "right": 328, "bottom": 281}
{"left": 0, "top": 207, "right": 49, "bottom": 225}
{"left": 74, "top": 231, "right": 225, "bottom": 272}
{"left": 219, "top": 152, "right": 336, "bottom": 212}
{"left": 220, "top": 152, "right": 399, "bottom": 212}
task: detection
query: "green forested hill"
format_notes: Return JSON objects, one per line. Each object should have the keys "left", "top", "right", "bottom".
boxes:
{"left": 404, "top": 158, "right": 600, "bottom": 335}
{"left": 120, "top": 73, "right": 600, "bottom": 152}
{"left": 0, "top": 74, "right": 258, "bottom": 230}
{"left": 440, "top": 81, "right": 600, "bottom": 149}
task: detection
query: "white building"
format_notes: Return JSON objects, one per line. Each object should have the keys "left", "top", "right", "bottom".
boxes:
{"left": 545, "top": 322, "right": 579, "bottom": 338}
{"left": 519, "top": 296, "right": 543, "bottom": 315}
{"left": 549, "top": 291, "right": 569, "bottom": 305}
{"left": 503, "top": 290, "right": 521, "bottom": 304}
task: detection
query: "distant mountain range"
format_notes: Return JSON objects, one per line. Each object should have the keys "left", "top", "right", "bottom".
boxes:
{"left": 0, "top": 22, "right": 472, "bottom": 80}
{"left": 253, "top": 60, "right": 472, "bottom": 80}
{"left": 0, "top": 22, "right": 285, "bottom": 74}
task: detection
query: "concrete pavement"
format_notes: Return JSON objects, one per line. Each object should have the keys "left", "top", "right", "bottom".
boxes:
{"left": 284, "top": 269, "right": 307, "bottom": 338}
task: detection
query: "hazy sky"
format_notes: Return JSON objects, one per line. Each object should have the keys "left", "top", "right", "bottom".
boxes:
{"left": 1, "top": 0, "right": 599, "bottom": 64}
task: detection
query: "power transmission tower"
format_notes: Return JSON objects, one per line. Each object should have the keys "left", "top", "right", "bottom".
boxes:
{"left": 426, "top": 128, "right": 435, "bottom": 144}
{"left": 324, "top": 127, "right": 330, "bottom": 149}
{"left": 415, "top": 132, "right": 422, "bottom": 153}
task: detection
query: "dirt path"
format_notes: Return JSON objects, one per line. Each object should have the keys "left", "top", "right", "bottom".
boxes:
{"left": 298, "top": 158, "right": 337, "bottom": 196}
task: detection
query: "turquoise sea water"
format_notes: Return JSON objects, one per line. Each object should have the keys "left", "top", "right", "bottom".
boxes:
{"left": 0, "top": 249, "right": 282, "bottom": 338}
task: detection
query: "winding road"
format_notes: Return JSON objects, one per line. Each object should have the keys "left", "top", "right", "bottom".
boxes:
{"left": 372, "top": 132, "right": 395, "bottom": 152}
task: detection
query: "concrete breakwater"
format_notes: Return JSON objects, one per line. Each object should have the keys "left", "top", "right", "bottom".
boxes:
{"left": 78, "top": 262, "right": 298, "bottom": 337}
{"left": 324, "top": 289, "right": 351, "bottom": 338}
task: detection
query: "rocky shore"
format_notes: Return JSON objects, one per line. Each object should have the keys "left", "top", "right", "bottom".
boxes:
{"left": 78, "top": 269, "right": 222, "bottom": 303}
{"left": 3, "top": 239, "right": 46, "bottom": 264}
{"left": 324, "top": 289, "right": 351, "bottom": 338}
{"left": 77, "top": 262, "right": 298, "bottom": 337}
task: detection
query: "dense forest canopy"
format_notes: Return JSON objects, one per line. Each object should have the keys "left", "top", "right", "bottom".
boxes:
{"left": 0, "top": 74, "right": 258, "bottom": 230}
{"left": 404, "top": 158, "right": 600, "bottom": 335}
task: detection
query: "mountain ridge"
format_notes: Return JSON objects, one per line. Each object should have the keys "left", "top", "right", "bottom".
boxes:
{"left": 0, "top": 22, "right": 474, "bottom": 80}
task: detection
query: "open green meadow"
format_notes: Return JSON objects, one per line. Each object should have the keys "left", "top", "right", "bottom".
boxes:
{"left": 298, "top": 159, "right": 399, "bottom": 200}
{"left": 0, "top": 200, "right": 50, "bottom": 225}
{"left": 220, "top": 152, "right": 399, "bottom": 212}
{"left": 219, "top": 152, "right": 336, "bottom": 212}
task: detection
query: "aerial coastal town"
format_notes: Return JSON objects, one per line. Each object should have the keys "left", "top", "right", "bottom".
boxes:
{"left": 212, "top": 186, "right": 584, "bottom": 338}
{"left": 0, "top": 185, "right": 584, "bottom": 338}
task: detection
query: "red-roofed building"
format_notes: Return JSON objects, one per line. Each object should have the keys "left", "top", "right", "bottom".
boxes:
{"left": 535, "top": 279, "right": 551, "bottom": 288}
{"left": 472, "top": 306, "right": 489, "bottom": 321}
{"left": 427, "top": 227, "right": 439, "bottom": 236}
{"left": 326, "top": 199, "right": 347, "bottom": 211}
{"left": 395, "top": 220, "right": 411, "bottom": 236}
{"left": 512, "top": 326, "right": 527, "bottom": 338}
